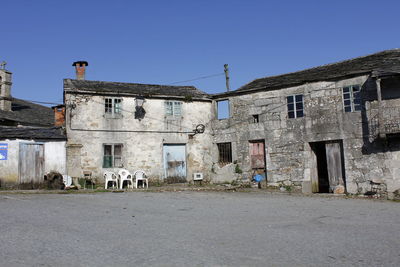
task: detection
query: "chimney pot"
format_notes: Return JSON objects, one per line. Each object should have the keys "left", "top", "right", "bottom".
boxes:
{"left": 72, "top": 61, "right": 88, "bottom": 80}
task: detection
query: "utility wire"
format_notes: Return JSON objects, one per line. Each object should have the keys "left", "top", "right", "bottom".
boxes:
{"left": 13, "top": 98, "right": 62, "bottom": 106}
{"left": 167, "top": 72, "right": 225, "bottom": 85}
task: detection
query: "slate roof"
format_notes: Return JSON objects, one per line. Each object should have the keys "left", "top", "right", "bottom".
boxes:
{"left": 214, "top": 49, "right": 400, "bottom": 97}
{"left": 64, "top": 79, "right": 211, "bottom": 100}
{"left": 0, "top": 126, "right": 66, "bottom": 140}
{"left": 0, "top": 98, "right": 54, "bottom": 127}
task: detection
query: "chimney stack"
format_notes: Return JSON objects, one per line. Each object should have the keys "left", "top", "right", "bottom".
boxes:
{"left": 72, "top": 61, "right": 88, "bottom": 80}
{"left": 0, "top": 62, "right": 12, "bottom": 112}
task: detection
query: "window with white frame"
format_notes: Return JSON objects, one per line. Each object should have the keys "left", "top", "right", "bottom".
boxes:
{"left": 165, "top": 101, "right": 182, "bottom": 116}
{"left": 103, "top": 144, "right": 123, "bottom": 168}
{"left": 287, "top": 94, "right": 304, "bottom": 118}
{"left": 342, "top": 85, "right": 361, "bottom": 112}
{"left": 105, "top": 98, "right": 122, "bottom": 116}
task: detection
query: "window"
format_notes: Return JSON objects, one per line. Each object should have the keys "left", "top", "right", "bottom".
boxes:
{"left": 252, "top": 114, "right": 259, "bottom": 123}
{"left": 287, "top": 94, "right": 304, "bottom": 118}
{"left": 217, "top": 100, "right": 229, "bottom": 119}
{"left": 165, "top": 101, "right": 182, "bottom": 116}
{"left": 217, "top": 142, "right": 232, "bottom": 163}
{"left": 103, "top": 144, "right": 123, "bottom": 168}
{"left": 343, "top": 85, "right": 361, "bottom": 112}
{"left": 105, "top": 98, "right": 122, "bottom": 115}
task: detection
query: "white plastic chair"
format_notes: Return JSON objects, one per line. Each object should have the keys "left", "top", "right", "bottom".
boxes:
{"left": 134, "top": 170, "right": 148, "bottom": 189}
{"left": 118, "top": 169, "right": 133, "bottom": 189}
{"left": 62, "top": 175, "right": 72, "bottom": 187}
{"left": 104, "top": 171, "right": 118, "bottom": 189}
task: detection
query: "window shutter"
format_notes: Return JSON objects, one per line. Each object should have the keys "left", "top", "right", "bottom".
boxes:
{"left": 165, "top": 101, "right": 173, "bottom": 115}
{"left": 174, "top": 102, "right": 182, "bottom": 116}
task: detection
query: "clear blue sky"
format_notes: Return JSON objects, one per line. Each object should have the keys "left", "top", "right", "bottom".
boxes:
{"left": 2, "top": 0, "right": 399, "bottom": 105}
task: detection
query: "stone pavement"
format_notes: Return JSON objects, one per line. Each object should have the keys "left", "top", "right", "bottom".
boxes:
{"left": 0, "top": 191, "right": 399, "bottom": 266}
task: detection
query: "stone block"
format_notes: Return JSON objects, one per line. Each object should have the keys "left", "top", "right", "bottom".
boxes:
{"left": 334, "top": 185, "right": 345, "bottom": 194}
{"left": 302, "top": 181, "right": 312, "bottom": 194}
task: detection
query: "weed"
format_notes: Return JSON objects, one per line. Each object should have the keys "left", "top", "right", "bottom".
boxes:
{"left": 235, "top": 164, "right": 242, "bottom": 174}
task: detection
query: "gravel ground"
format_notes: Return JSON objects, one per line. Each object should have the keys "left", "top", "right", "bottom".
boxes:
{"left": 0, "top": 191, "right": 399, "bottom": 267}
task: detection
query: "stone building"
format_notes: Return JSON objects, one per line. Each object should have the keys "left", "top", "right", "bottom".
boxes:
{"left": 0, "top": 64, "right": 67, "bottom": 188}
{"left": 65, "top": 50, "right": 400, "bottom": 197}
{"left": 0, "top": 65, "right": 54, "bottom": 127}
{"left": 211, "top": 49, "right": 400, "bottom": 196}
{"left": 64, "top": 62, "right": 213, "bottom": 183}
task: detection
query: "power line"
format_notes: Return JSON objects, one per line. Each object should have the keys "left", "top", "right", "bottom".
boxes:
{"left": 15, "top": 98, "right": 62, "bottom": 106}
{"left": 167, "top": 72, "right": 225, "bottom": 85}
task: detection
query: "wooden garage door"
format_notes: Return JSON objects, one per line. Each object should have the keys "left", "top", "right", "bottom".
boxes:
{"left": 19, "top": 143, "right": 44, "bottom": 188}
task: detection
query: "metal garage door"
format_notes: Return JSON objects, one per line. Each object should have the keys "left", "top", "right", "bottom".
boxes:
{"left": 163, "top": 144, "right": 186, "bottom": 183}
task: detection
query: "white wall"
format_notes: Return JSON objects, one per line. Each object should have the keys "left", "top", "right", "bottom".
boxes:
{"left": 45, "top": 141, "right": 67, "bottom": 174}
{"left": 66, "top": 95, "right": 213, "bottom": 181}
{"left": 0, "top": 139, "right": 67, "bottom": 187}
{"left": 0, "top": 140, "right": 20, "bottom": 185}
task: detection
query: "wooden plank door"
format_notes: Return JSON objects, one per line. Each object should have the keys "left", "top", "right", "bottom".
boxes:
{"left": 19, "top": 143, "right": 44, "bottom": 188}
{"left": 249, "top": 141, "right": 265, "bottom": 169}
{"left": 325, "top": 141, "right": 345, "bottom": 192}
{"left": 163, "top": 144, "right": 186, "bottom": 182}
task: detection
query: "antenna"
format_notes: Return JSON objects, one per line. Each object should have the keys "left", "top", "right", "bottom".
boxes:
{"left": 224, "top": 64, "right": 230, "bottom": 91}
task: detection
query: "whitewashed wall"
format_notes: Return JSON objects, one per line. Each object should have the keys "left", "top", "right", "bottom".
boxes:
{"left": 66, "top": 95, "right": 213, "bottom": 181}
{"left": 0, "top": 140, "right": 20, "bottom": 186}
{"left": 44, "top": 141, "right": 67, "bottom": 174}
{"left": 0, "top": 139, "right": 66, "bottom": 187}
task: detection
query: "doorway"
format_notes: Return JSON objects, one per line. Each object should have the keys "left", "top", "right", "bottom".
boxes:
{"left": 19, "top": 143, "right": 44, "bottom": 189}
{"left": 249, "top": 140, "right": 266, "bottom": 185}
{"left": 310, "top": 140, "right": 346, "bottom": 193}
{"left": 163, "top": 144, "right": 186, "bottom": 183}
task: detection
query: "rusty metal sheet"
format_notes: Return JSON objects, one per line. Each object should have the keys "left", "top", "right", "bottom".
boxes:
{"left": 249, "top": 142, "right": 265, "bottom": 169}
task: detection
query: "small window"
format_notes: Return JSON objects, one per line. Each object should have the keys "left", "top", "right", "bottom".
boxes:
{"left": 217, "top": 142, "right": 232, "bottom": 163}
{"left": 103, "top": 144, "right": 123, "bottom": 168}
{"left": 252, "top": 114, "right": 259, "bottom": 123}
{"left": 287, "top": 94, "right": 304, "bottom": 118}
{"left": 343, "top": 85, "right": 361, "bottom": 112}
{"left": 217, "top": 100, "right": 229, "bottom": 119}
{"left": 105, "top": 98, "right": 122, "bottom": 116}
{"left": 165, "top": 101, "right": 182, "bottom": 116}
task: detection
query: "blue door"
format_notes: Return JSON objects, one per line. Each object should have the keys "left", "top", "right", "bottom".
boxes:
{"left": 163, "top": 144, "right": 186, "bottom": 183}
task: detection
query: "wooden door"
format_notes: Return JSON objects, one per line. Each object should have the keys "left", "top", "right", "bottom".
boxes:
{"left": 19, "top": 143, "right": 44, "bottom": 188}
{"left": 325, "top": 141, "right": 345, "bottom": 192}
{"left": 163, "top": 144, "right": 186, "bottom": 182}
{"left": 249, "top": 141, "right": 265, "bottom": 169}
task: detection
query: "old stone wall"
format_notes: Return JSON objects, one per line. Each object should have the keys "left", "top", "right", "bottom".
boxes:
{"left": 65, "top": 94, "right": 213, "bottom": 182}
{"left": 212, "top": 75, "right": 400, "bottom": 194}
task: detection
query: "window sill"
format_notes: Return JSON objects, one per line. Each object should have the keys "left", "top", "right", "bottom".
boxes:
{"left": 104, "top": 114, "right": 123, "bottom": 119}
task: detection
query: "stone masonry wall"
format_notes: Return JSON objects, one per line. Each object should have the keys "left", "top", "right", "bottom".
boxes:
{"left": 65, "top": 94, "right": 213, "bottom": 182}
{"left": 212, "top": 75, "right": 400, "bottom": 195}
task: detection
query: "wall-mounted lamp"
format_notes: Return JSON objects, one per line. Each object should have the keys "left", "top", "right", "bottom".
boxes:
{"left": 135, "top": 96, "right": 146, "bottom": 121}
{"left": 135, "top": 96, "right": 145, "bottom": 107}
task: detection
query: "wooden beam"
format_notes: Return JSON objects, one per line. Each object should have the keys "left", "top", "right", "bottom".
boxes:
{"left": 376, "top": 78, "right": 386, "bottom": 139}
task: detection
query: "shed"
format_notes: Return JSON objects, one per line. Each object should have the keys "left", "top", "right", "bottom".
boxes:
{"left": 0, "top": 126, "right": 67, "bottom": 188}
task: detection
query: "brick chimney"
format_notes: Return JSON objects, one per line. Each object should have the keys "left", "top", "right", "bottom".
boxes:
{"left": 72, "top": 61, "right": 88, "bottom": 80}
{"left": 52, "top": 105, "right": 65, "bottom": 127}
{"left": 0, "top": 64, "right": 12, "bottom": 112}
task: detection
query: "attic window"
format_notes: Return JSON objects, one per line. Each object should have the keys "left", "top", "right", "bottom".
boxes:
{"left": 287, "top": 95, "right": 304, "bottom": 118}
{"left": 217, "top": 100, "right": 229, "bottom": 119}
{"left": 105, "top": 98, "right": 122, "bottom": 116}
{"left": 165, "top": 101, "right": 182, "bottom": 116}
{"left": 343, "top": 85, "right": 361, "bottom": 112}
